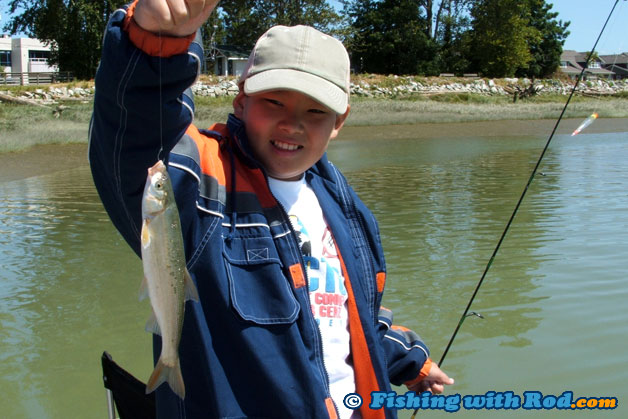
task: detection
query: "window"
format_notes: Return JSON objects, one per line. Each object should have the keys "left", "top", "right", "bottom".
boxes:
{"left": 560, "top": 61, "right": 568, "bottom": 68}
{"left": 0, "top": 50, "right": 10, "bottom": 67}
{"left": 29, "top": 50, "right": 50, "bottom": 62}
{"left": 588, "top": 60, "right": 601, "bottom": 69}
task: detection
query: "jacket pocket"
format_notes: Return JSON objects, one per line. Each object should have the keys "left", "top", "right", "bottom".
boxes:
{"left": 223, "top": 236, "right": 300, "bottom": 325}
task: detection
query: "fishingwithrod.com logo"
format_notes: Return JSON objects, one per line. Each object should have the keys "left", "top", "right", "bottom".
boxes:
{"left": 342, "top": 391, "right": 618, "bottom": 412}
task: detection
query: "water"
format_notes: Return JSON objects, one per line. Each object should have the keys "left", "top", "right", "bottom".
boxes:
{"left": 0, "top": 164, "right": 152, "bottom": 417}
{"left": 1, "top": 122, "right": 627, "bottom": 417}
{"left": 330, "top": 129, "right": 628, "bottom": 418}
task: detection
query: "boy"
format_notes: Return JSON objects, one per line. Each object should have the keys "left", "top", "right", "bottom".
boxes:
{"left": 89, "top": 0, "right": 453, "bottom": 417}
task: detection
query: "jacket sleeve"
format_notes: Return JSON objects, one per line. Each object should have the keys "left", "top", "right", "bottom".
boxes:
{"left": 377, "top": 307, "right": 432, "bottom": 387}
{"left": 88, "top": 2, "right": 202, "bottom": 255}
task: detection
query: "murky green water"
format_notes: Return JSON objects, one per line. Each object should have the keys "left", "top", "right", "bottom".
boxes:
{"left": 1, "top": 122, "right": 627, "bottom": 418}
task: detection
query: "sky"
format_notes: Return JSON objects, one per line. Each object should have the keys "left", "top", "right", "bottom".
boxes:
{"left": 548, "top": 0, "right": 627, "bottom": 54}
{"left": 1, "top": 0, "right": 626, "bottom": 54}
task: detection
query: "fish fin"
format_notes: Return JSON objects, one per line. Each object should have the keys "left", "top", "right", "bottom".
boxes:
{"left": 183, "top": 269, "right": 200, "bottom": 302}
{"left": 141, "top": 220, "right": 151, "bottom": 249}
{"left": 146, "top": 357, "right": 185, "bottom": 399}
{"left": 145, "top": 310, "right": 161, "bottom": 336}
{"left": 139, "top": 276, "right": 149, "bottom": 301}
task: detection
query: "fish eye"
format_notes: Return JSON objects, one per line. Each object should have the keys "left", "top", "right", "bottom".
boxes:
{"left": 155, "top": 180, "right": 164, "bottom": 190}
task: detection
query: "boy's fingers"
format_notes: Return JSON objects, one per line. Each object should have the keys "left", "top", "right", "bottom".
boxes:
{"left": 185, "top": 0, "right": 205, "bottom": 18}
{"left": 187, "top": 0, "right": 220, "bottom": 28}
{"left": 134, "top": 0, "right": 219, "bottom": 36}
{"left": 135, "top": 0, "right": 173, "bottom": 31}
{"left": 165, "top": 0, "right": 206, "bottom": 26}
{"left": 164, "top": 0, "right": 187, "bottom": 26}
{"left": 431, "top": 383, "right": 444, "bottom": 394}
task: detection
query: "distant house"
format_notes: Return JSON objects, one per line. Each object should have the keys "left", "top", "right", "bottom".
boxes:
{"left": 207, "top": 45, "right": 249, "bottom": 77}
{"left": 599, "top": 53, "right": 628, "bottom": 80}
{"left": 560, "top": 50, "right": 623, "bottom": 80}
{"left": 0, "top": 35, "right": 56, "bottom": 73}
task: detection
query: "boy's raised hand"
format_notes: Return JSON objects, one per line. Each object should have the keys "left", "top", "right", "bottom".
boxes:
{"left": 134, "top": 0, "right": 220, "bottom": 37}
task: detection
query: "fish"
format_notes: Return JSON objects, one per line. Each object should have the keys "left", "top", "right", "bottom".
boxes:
{"left": 571, "top": 112, "right": 598, "bottom": 136}
{"left": 140, "top": 159, "right": 199, "bottom": 399}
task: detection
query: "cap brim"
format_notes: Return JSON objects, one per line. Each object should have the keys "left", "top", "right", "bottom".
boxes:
{"left": 244, "top": 69, "right": 348, "bottom": 114}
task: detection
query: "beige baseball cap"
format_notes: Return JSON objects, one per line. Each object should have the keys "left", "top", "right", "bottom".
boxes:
{"left": 238, "top": 25, "right": 350, "bottom": 114}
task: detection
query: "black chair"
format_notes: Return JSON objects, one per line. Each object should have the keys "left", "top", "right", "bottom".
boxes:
{"left": 101, "top": 351, "right": 156, "bottom": 419}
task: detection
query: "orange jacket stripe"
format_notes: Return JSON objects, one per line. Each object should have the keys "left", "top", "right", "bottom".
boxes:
{"left": 202, "top": 123, "right": 277, "bottom": 208}
{"left": 337, "top": 251, "right": 386, "bottom": 419}
{"left": 123, "top": 0, "right": 195, "bottom": 58}
{"left": 186, "top": 124, "right": 278, "bottom": 208}
{"left": 376, "top": 272, "right": 386, "bottom": 293}
{"left": 289, "top": 263, "right": 306, "bottom": 289}
{"left": 390, "top": 325, "right": 411, "bottom": 333}
{"left": 325, "top": 397, "right": 339, "bottom": 419}
{"left": 186, "top": 125, "right": 227, "bottom": 187}
{"left": 404, "top": 358, "right": 433, "bottom": 387}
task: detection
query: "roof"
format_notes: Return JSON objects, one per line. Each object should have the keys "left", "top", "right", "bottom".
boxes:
{"left": 212, "top": 45, "right": 249, "bottom": 60}
{"left": 560, "top": 50, "right": 616, "bottom": 76}
{"left": 605, "top": 64, "right": 628, "bottom": 76}
{"left": 600, "top": 53, "right": 628, "bottom": 65}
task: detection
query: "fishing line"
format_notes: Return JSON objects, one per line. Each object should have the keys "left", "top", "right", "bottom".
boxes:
{"left": 157, "top": 29, "right": 165, "bottom": 162}
{"left": 411, "top": 1, "right": 623, "bottom": 417}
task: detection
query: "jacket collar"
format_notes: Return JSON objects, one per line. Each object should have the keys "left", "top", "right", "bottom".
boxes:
{"left": 226, "top": 113, "right": 261, "bottom": 169}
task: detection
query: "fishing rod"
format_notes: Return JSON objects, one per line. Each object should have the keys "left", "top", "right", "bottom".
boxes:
{"left": 411, "top": 1, "right": 624, "bottom": 417}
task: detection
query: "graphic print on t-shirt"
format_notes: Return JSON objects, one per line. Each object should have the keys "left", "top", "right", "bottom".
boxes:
{"left": 269, "top": 176, "right": 356, "bottom": 419}
{"left": 289, "top": 215, "right": 347, "bottom": 327}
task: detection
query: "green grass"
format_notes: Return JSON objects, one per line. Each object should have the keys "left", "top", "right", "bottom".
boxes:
{"left": 0, "top": 100, "right": 92, "bottom": 153}
{"left": 1, "top": 92, "right": 627, "bottom": 153}
{"left": 613, "top": 91, "right": 628, "bottom": 99}
{"left": 343, "top": 94, "right": 628, "bottom": 126}
{"left": 193, "top": 95, "right": 234, "bottom": 128}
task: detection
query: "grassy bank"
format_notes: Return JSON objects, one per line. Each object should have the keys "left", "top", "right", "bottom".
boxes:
{"left": 345, "top": 94, "right": 628, "bottom": 126}
{"left": 188, "top": 92, "right": 628, "bottom": 129}
{"left": 0, "top": 99, "right": 93, "bottom": 153}
{"left": 1, "top": 91, "right": 627, "bottom": 153}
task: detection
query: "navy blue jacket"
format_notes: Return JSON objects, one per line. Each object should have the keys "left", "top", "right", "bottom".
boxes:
{"left": 89, "top": 5, "right": 430, "bottom": 418}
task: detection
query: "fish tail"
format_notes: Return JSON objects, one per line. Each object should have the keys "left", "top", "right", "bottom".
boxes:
{"left": 146, "top": 357, "right": 185, "bottom": 399}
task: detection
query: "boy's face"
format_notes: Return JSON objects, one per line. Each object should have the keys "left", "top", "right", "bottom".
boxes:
{"left": 233, "top": 90, "right": 350, "bottom": 181}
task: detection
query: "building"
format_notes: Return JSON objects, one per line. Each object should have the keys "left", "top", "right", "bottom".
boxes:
{"left": 560, "top": 50, "right": 626, "bottom": 80}
{"left": 599, "top": 53, "right": 628, "bottom": 80}
{"left": 207, "top": 45, "right": 249, "bottom": 77}
{"left": 0, "top": 34, "right": 56, "bottom": 73}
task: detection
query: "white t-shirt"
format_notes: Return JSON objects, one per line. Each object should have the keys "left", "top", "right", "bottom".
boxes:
{"left": 269, "top": 176, "right": 358, "bottom": 419}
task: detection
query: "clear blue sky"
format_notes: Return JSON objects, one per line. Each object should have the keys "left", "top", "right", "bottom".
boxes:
{"left": 1, "top": 0, "right": 627, "bottom": 54}
{"left": 548, "top": 0, "right": 627, "bottom": 54}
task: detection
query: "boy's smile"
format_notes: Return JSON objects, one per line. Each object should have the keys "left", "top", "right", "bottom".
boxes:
{"left": 233, "top": 90, "right": 350, "bottom": 181}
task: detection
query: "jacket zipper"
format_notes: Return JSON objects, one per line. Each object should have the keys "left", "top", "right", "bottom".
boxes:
{"left": 268, "top": 179, "right": 340, "bottom": 418}
{"left": 332, "top": 163, "right": 379, "bottom": 324}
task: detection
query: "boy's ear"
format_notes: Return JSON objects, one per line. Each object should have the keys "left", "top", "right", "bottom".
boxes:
{"left": 232, "top": 91, "right": 246, "bottom": 119}
{"left": 330, "top": 105, "right": 351, "bottom": 140}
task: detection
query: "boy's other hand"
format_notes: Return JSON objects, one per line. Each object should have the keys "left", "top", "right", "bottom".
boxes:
{"left": 134, "top": 0, "right": 220, "bottom": 37}
{"left": 407, "top": 363, "right": 454, "bottom": 395}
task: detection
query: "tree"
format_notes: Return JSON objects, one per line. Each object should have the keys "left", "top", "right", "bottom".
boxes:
{"left": 215, "top": 0, "right": 272, "bottom": 50}
{"left": 517, "top": 0, "right": 569, "bottom": 78}
{"left": 214, "top": 0, "right": 341, "bottom": 51}
{"left": 432, "top": 0, "right": 475, "bottom": 74}
{"left": 342, "top": 0, "right": 438, "bottom": 75}
{"left": 5, "top": 0, "right": 117, "bottom": 79}
{"left": 465, "top": 0, "right": 539, "bottom": 77}
{"left": 6, "top": 0, "right": 341, "bottom": 79}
